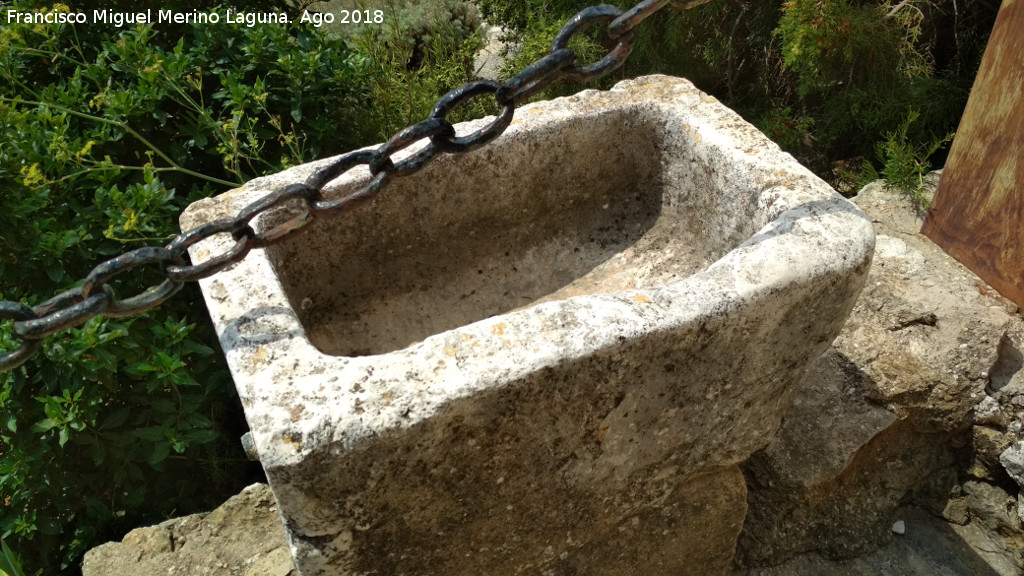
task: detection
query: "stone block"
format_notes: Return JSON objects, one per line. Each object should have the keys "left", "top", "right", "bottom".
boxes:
{"left": 737, "top": 175, "right": 1024, "bottom": 572}
{"left": 82, "top": 484, "right": 295, "bottom": 576}
{"left": 180, "top": 75, "right": 874, "bottom": 575}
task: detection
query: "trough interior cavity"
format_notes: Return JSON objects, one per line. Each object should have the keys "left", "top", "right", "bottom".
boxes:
{"left": 263, "top": 109, "right": 735, "bottom": 357}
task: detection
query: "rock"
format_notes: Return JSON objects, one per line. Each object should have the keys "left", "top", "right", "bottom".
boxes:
{"left": 82, "top": 484, "right": 295, "bottom": 576}
{"left": 737, "top": 175, "right": 1024, "bottom": 571}
{"left": 963, "top": 480, "right": 1023, "bottom": 537}
{"left": 473, "top": 25, "right": 513, "bottom": 80}
{"left": 181, "top": 75, "right": 873, "bottom": 576}
{"left": 943, "top": 498, "right": 970, "bottom": 525}
{"left": 990, "top": 333, "right": 1024, "bottom": 394}
{"left": 1000, "top": 442, "right": 1024, "bottom": 488}
{"left": 974, "top": 395, "right": 1007, "bottom": 428}
{"left": 120, "top": 526, "right": 172, "bottom": 559}
{"left": 85, "top": 172, "right": 1024, "bottom": 576}
{"left": 244, "top": 547, "right": 295, "bottom": 576}
{"left": 565, "top": 465, "right": 747, "bottom": 576}
{"left": 969, "top": 427, "right": 1016, "bottom": 481}
{"left": 909, "top": 465, "right": 961, "bottom": 518}
{"left": 753, "top": 349, "right": 896, "bottom": 490}
{"left": 739, "top": 414, "right": 953, "bottom": 564}
{"left": 835, "top": 180, "right": 1012, "bottom": 434}
{"left": 955, "top": 481, "right": 1024, "bottom": 575}
{"left": 744, "top": 507, "right": 1005, "bottom": 576}
{"left": 948, "top": 523, "right": 1024, "bottom": 576}
{"left": 736, "top": 348, "right": 947, "bottom": 565}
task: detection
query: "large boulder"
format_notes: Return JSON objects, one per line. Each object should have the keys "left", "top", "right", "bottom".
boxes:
{"left": 82, "top": 483, "right": 296, "bottom": 576}
{"left": 737, "top": 175, "right": 1024, "bottom": 575}
{"left": 84, "top": 175, "right": 1024, "bottom": 576}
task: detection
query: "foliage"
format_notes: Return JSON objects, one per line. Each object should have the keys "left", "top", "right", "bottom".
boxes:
{"left": 0, "top": 0, "right": 487, "bottom": 573}
{"left": 0, "top": 539, "right": 38, "bottom": 576}
{"left": 349, "top": 0, "right": 491, "bottom": 138}
{"left": 480, "top": 0, "right": 996, "bottom": 189}
{"left": 497, "top": 17, "right": 608, "bottom": 103}
{"left": 775, "top": 0, "right": 923, "bottom": 97}
{"left": 875, "top": 109, "right": 954, "bottom": 208}
{"left": 476, "top": 0, "right": 587, "bottom": 31}
{"left": 352, "top": 0, "right": 481, "bottom": 46}
{"left": 752, "top": 107, "right": 820, "bottom": 167}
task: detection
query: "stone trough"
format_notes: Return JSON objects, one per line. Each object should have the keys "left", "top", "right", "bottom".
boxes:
{"left": 180, "top": 75, "right": 875, "bottom": 576}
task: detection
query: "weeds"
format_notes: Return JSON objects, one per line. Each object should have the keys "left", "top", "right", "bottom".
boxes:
{"left": 876, "top": 109, "right": 954, "bottom": 208}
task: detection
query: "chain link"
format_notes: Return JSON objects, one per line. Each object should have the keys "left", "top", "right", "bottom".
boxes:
{"left": 0, "top": 0, "right": 698, "bottom": 372}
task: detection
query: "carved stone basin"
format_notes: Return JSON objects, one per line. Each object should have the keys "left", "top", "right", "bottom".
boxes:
{"left": 181, "top": 75, "right": 874, "bottom": 576}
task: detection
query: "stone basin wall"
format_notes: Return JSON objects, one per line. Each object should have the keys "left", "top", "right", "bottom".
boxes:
{"left": 84, "top": 174, "right": 1024, "bottom": 576}
{"left": 156, "top": 76, "right": 874, "bottom": 576}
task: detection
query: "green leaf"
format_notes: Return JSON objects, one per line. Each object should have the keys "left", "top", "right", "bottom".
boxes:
{"left": 147, "top": 441, "right": 170, "bottom": 468}
{"left": 151, "top": 399, "right": 177, "bottom": 415}
{"left": 182, "top": 341, "right": 215, "bottom": 356}
{"left": 42, "top": 400, "right": 61, "bottom": 421}
{"left": 43, "top": 261, "right": 63, "bottom": 283}
{"left": 0, "top": 539, "right": 26, "bottom": 576}
{"left": 133, "top": 426, "right": 167, "bottom": 442}
{"left": 124, "top": 362, "right": 155, "bottom": 376}
{"left": 2, "top": 415, "right": 15, "bottom": 434}
{"left": 127, "top": 464, "right": 143, "bottom": 482}
{"left": 101, "top": 407, "right": 131, "bottom": 430}
{"left": 90, "top": 441, "right": 107, "bottom": 467}
{"left": 182, "top": 428, "right": 220, "bottom": 444}
{"left": 29, "top": 419, "right": 56, "bottom": 434}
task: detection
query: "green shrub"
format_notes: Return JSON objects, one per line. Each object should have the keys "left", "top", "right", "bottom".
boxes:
{"left": 476, "top": 0, "right": 588, "bottom": 31}
{"left": 496, "top": 16, "right": 609, "bottom": 103}
{"left": 0, "top": 538, "right": 38, "bottom": 576}
{"left": 0, "top": 1, "right": 484, "bottom": 572}
{"left": 348, "top": 0, "right": 491, "bottom": 138}
{"left": 479, "top": 0, "right": 993, "bottom": 189}
{"left": 775, "top": 0, "right": 919, "bottom": 97}
{"left": 875, "top": 109, "right": 954, "bottom": 208}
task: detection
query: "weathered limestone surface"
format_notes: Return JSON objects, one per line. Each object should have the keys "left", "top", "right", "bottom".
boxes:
{"left": 178, "top": 75, "right": 873, "bottom": 575}
{"left": 737, "top": 175, "right": 1024, "bottom": 575}
{"left": 82, "top": 484, "right": 296, "bottom": 576}
{"left": 83, "top": 172, "right": 1024, "bottom": 575}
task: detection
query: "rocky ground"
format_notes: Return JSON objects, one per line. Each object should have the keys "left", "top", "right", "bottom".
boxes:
{"left": 84, "top": 174, "right": 1024, "bottom": 575}
{"left": 736, "top": 173, "right": 1024, "bottom": 575}
{"left": 82, "top": 483, "right": 296, "bottom": 576}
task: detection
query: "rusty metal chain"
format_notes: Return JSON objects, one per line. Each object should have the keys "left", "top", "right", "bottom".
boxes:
{"left": 0, "top": 0, "right": 686, "bottom": 372}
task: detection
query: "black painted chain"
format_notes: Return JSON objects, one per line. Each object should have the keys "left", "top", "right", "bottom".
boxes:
{"left": 0, "top": 0, "right": 697, "bottom": 372}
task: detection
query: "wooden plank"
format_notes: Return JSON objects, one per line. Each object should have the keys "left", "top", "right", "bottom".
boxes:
{"left": 922, "top": 0, "right": 1024, "bottom": 308}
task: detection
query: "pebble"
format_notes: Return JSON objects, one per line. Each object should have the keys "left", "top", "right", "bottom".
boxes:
{"left": 892, "top": 520, "right": 906, "bottom": 535}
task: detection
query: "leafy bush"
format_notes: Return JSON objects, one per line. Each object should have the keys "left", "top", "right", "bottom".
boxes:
{"left": 775, "top": 0, "right": 920, "bottom": 97}
{"left": 479, "top": 0, "right": 996, "bottom": 189}
{"left": 0, "top": 539, "right": 37, "bottom": 576}
{"left": 875, "top": 109, "right": 954, "bottom": 208}
{"left": 348, "top": 0, "right": 491, "bottom": 138}
{"left": 476, "top": 0, "right": 587, "bottom": 31}
{"left": 0, "top": 0, "right": 486, "bottom": 572}
{"left": 496, "top": 17, "right": 608, "bottom": 103}
{"left": 0, "top": 8, "right": 362, "bottom": 572}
